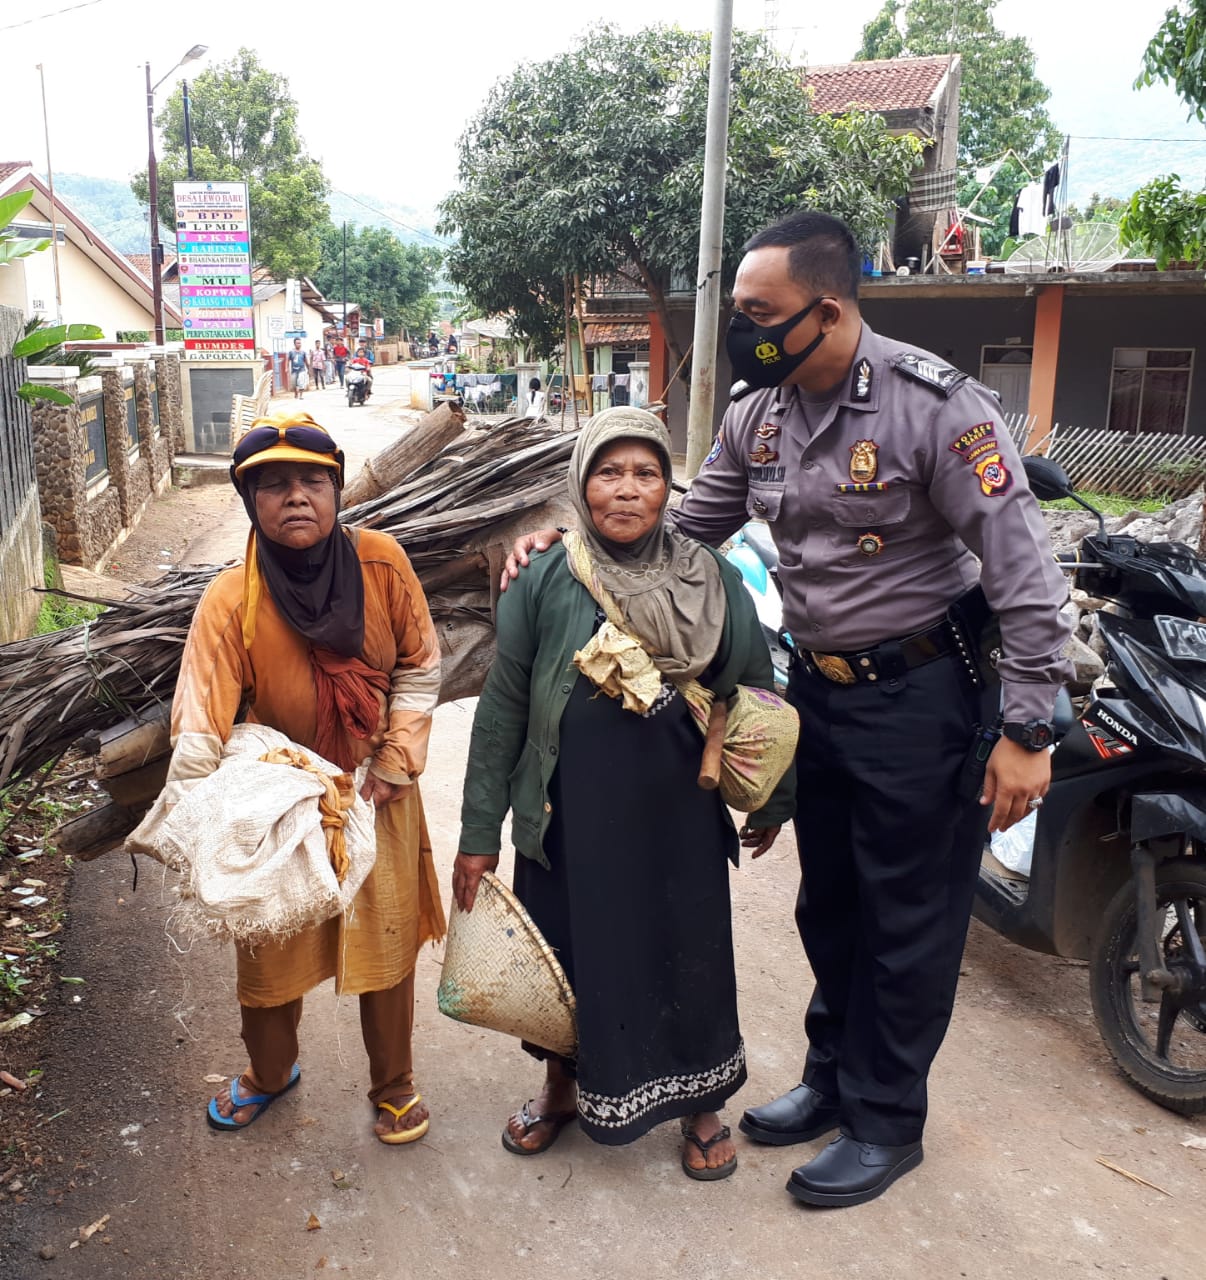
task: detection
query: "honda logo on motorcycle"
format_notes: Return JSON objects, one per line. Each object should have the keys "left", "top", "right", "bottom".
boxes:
{"left": 1082, "top": 707, "right": 1138, "bottom": 759}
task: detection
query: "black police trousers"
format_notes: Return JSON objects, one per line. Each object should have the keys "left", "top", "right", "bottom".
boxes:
{"left": 787, "top": 650, "right": 992, "bottom": 1145}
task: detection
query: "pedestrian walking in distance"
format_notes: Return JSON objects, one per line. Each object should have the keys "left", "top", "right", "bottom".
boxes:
{"left": 288, "top": 338, "right": 310, "bottom": 400}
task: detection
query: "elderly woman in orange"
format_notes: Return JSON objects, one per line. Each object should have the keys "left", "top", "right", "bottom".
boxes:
{"left": 163, "top": 412, "right": 444, "bottom": 1142}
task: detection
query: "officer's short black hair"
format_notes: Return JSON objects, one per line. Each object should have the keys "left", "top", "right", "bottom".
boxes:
{"left": 744, "top": 211, "right": 861, "bottom": 301}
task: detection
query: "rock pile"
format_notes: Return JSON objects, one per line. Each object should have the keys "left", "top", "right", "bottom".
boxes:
{"left": 1042, "top": 490, "right": 1204, "bottom": 694}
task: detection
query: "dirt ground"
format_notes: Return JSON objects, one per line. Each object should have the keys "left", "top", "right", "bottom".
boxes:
{"left": 3, "top": 369, "right": 1205, "bottom": 1278}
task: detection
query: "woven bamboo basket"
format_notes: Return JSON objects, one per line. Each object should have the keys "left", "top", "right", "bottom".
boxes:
{"left": 437, "top": 872, "right": 577, "bottom": 1058}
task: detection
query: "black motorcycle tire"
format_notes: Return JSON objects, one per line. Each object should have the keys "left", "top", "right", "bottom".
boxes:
{"left": 1089, "top": 858, "right": 1206, "bottom": 1114}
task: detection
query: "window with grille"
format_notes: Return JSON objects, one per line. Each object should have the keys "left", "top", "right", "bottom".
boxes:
{"left": 1108, "top": 348, "right": 1193, "bottom": 434}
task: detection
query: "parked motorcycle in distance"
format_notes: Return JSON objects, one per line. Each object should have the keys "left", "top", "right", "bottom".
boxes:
{"left": 975, "top": 455, "right": 1206, "bottom": 1114}
{"left": 346, "top": 367, "right": 369, "bottom": 408}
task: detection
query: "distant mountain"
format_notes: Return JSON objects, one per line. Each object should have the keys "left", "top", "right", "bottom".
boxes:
{"left": 54, "top": 172, "right": 149, "bottom": 256}
{"left": 48, "top": 173, "right": 447, "bottom": 257}
{"left": 325, "top": 190, "right": 446, "bottom": 247}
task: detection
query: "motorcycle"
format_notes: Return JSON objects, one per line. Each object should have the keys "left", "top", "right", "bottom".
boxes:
{"left": 724, "top": 522, "right": 790, "bottom": 691}
{"left": 346, "top": 366, "right": 370, "bottom": 407}
{"left": 975, "top": 455, "right": 1206, "bottom": 1114}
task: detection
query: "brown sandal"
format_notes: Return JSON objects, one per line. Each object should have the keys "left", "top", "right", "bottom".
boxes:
{"left": 681, "top": 1119, "right": 738, "bottom": 1181}
{"left": 501, "top": 1099, "right": 577, "bottom": 1156}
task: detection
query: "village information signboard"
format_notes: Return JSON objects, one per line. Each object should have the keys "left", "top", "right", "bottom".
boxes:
{"left": 173, "top": 181, "right": 255, "bottom": 361}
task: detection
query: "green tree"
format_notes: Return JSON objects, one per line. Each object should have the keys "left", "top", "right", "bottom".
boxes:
{"left": 1120, "top": 174, "right": 1206, "bottom": 267}
{"left": 857, "top": 0, "right": 1061, "bottom": 254}
{"left": 313, "top": 224, "right": 442, "bottom": 336}
{"left": 439, "top": 24, "right": 923, "bottom": 361}
{"left": 132, "top": 49, "right": 329, "bottom": 280}
{"left": 1137, "top": 1, "right": 1206, "bottom": 121}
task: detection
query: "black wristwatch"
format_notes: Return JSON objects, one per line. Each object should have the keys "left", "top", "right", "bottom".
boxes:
{"left": 1002, "top": 719, "right": 1055, "bottom": 751}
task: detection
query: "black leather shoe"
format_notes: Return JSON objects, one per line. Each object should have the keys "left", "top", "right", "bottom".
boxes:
{"left": 786, "top": 1134, "right": 923, "bottom": 1207}
{"left": 738, "top": 1083, "right": 840, "bottom": 1146}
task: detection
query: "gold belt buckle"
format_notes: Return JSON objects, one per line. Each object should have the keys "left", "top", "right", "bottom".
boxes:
{"left": 811, "top": 652, "right": 857, "bottom": 685}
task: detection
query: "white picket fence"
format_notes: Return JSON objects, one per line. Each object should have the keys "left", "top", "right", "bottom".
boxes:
{"left": 1002, "top": 413, "right": 1206, "bottom": 500}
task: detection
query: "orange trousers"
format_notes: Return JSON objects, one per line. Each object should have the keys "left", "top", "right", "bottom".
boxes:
{"left": 240, "top": 973, "right": 415, "bottom": 1104}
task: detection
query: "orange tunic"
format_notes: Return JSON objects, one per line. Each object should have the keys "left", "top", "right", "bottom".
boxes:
{"left": 166, "top": 528, "right": 446, "bottom": 1006}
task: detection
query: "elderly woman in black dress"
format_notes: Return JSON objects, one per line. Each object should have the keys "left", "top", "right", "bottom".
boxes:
{"left": 453, "top": 408, "right": 794, "bottom": 1179}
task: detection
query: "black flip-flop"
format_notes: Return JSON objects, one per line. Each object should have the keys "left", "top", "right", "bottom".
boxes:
{"left": 501, "top": 1099, "right": 577, "bottom": 1156}
{"left": 681, "top": 1120, "right": 738, "bottom": 1181}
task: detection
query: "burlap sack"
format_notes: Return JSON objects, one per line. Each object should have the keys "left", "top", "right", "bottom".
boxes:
{"left": 129, "top": 723, "right": 377, "bottom": 944}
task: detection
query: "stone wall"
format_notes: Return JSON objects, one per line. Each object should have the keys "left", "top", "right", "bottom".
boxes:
{"left": 153, "top": 352, "right": 185, "bottom": 453}
{"left": 28, "top": 354, "right": 180, "bottom": 570}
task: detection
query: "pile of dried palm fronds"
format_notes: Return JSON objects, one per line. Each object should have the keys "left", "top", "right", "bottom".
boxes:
{"left": 0, "top": 416, "right": 576, "bottom": 792}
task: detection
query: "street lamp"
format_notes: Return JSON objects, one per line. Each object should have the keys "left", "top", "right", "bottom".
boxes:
{"left": 145, "top": 43, "right": 208, "bottom": 344}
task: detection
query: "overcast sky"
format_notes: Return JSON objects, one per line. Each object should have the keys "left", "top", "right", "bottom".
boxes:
{"left": 5, "top": 0, "right": 1204, "bottom": 229}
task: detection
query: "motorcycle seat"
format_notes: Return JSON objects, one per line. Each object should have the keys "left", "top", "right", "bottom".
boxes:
{"left": 742, "top": 521, "right": 780, "bottom": 573}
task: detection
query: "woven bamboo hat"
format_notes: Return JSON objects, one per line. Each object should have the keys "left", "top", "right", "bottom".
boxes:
{"left": 437, "top": 872, "right": 577, "bottom": 1058}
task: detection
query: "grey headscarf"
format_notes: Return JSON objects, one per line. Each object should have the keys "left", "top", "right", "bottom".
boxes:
{"left": 566, "top": 408, "right": 726, "bottom": 681}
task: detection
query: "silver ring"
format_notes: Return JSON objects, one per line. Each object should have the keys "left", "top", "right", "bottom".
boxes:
{"left": 1027, "top": 797, "right": 1043, "bottom": 810}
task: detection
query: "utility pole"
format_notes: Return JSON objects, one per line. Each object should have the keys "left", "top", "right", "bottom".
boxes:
{"left": 145, "top": 61, "right": 165, "bottom": 345}
{"left": 684, "top": 0, "right": 734, "bottom": 478}
{"left": 342, "top": 221, "right": 348, "bottom": 339}
{"left": 35, "top": 63, "right": 63, "bottom": 322}
{"left": 182, "top": 79, "right": 195, "bottom": 180}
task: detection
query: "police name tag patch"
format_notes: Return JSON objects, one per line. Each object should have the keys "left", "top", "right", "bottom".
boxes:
{"left": 704, "top": 429, "right": 724, "bottom": 466}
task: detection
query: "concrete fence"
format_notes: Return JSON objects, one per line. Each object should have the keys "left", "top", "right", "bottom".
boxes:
{"left": 26, "top": 350, "right": 183, "bottom": 571}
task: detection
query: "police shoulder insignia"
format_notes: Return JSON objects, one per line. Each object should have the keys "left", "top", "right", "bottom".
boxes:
{"left": 974, "top": 452, "right": 1012, "bottom": 497}
{"left": 849, "top": 439, "right": 878, "bottom": 483}
{"left": 950, "top": 421, "right": 1011, "bottom": 496}
{"left": 851, "top": 358, "right": 873, "bottom": 402}
{"left": 893, "top": 352, "right": 968, "bottom": 397}
{"left": 704, "top": 429, "right": 724, "bottom": 467}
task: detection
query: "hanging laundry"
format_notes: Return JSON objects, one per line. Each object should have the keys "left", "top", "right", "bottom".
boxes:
{"left": 1017, "top": 181, "right": 1046, "bottom": 237}
{"left": 1009, "top": 190, "right": 1022, "bottom": 239}
{"left": 1042, "top": 163, "right": 1060, "bottom": 217}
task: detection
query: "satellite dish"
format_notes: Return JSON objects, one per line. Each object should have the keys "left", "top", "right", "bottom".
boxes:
{"left": 1002, "top": 222, "right": 1128, "bottom": 274}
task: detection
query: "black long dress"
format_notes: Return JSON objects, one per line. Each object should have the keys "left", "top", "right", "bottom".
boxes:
{"left": 513, "top": 636, "right": 746, "bottom": 1146}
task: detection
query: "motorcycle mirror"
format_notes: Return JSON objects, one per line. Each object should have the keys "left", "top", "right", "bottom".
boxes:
{"left": 1023, "top": 454, "right": 1108, "bottom": 539}
{"left": 1022, "top": 456, "right": 1074, "bottom": 501}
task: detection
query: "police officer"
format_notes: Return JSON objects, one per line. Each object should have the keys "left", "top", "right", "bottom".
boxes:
{"left": 503, "top": 210, "right": 1071, "bottom": 1206}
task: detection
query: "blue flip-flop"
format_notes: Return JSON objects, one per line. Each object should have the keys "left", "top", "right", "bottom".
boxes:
{"left": 206, "top": 1064, "right": 301, "bottom": 1132}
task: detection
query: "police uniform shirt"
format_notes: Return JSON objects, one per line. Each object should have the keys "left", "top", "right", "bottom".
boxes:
{"left": 673, "top": 323, "right": 1073, "bottom": 724}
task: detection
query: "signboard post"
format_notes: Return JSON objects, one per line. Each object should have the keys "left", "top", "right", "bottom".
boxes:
{"left": 173, "top": 181, "right": 256, "bottom": 361}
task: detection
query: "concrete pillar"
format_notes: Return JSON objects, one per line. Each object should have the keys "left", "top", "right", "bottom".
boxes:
{"left": 1026, "top": 285, "right": 1064, "bottom": 451}
{"left": 27, "top": 367, "right": 86, "bottom": 565}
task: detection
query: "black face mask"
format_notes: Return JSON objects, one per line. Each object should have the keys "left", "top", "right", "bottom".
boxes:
{"left": 727, "top": 297, "right": 828, "bottom": 401}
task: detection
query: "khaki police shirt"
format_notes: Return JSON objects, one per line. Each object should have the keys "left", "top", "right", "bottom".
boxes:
{"left": 672, "top": 323, "right": 1072, "bottom": 723}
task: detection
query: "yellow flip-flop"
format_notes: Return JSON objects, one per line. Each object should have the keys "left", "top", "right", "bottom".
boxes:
{"left": 376, "top": 1092, "right": 429, "bottom": 1146}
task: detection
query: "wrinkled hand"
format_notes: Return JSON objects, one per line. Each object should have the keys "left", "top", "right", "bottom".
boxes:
{"left": 980, "top": 737, "right": 1050, "bottom": 833}
{"left": 739, "top": 825, "right": 782, "bottom": 858}
{"left": 500, "top": 528, "right": 565, "bottom": 591}
{"left": 359, "top": 773, "right": 409, "bottom": 807}
{"left": 452, "top": 852, "right": 500, "bottom": 912}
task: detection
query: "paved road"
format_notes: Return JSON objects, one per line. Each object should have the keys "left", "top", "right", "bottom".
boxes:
{"left": 5, "top": 374, "right": 1206, "bottom": 1278}
{"left": 182, "top": 363, "right": 421, "bottom": 566}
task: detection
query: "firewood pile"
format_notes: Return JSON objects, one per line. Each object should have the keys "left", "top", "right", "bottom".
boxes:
{"left": 0, "top": 409, "right": 577, "bottom": 859}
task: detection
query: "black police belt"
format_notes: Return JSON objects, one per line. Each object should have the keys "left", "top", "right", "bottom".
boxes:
{"left": 793, "top": 608, "right": 986, "bottom": 689}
